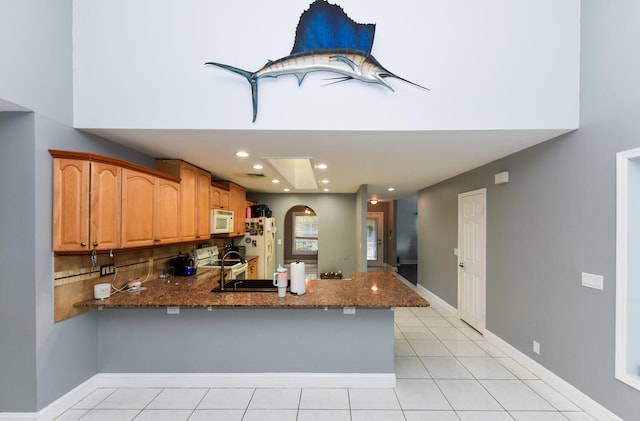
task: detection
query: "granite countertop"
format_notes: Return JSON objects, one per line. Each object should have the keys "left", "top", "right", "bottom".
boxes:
{"left": 75, "top": 269, "right": 429, "bottom": 309}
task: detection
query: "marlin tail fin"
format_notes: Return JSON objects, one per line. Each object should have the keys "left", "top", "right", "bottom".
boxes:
{"left": 205, "top": 62, "right": 259, "bottom": 122}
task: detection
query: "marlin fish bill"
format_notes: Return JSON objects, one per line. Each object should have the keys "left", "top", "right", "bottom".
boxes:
{"left": 205, "top": 48, "right": 428, "bottom": 122}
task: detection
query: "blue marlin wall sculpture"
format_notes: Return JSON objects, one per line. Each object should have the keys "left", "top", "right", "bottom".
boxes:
{"left": 205, "top": 0, "right": 428, "bottom": 122}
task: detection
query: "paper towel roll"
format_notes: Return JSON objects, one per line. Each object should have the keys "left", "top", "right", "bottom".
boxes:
{"left": 290, "top": 261, "right": 306, "bottom": 295}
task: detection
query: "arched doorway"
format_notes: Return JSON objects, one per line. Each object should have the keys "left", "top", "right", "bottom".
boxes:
{"left": 284, "top": 205, "right": 318, "bottom": 279}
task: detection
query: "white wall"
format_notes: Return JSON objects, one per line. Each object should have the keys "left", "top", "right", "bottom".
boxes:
{"left": 73, "top": 0, "right": 580, "bottom": 130}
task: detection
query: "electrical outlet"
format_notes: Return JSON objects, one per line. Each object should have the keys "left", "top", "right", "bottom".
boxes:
{"left": 343, "top": 307, "right": 356, "bottom": 315}
{"left": 167, "top": 307, "right": 180, "bottom": 315}
{"left": 533, "top": 340, "right": 540, "bottom": 355}
{"left": 100, "top": 264, "right": 116, "bottom": 277}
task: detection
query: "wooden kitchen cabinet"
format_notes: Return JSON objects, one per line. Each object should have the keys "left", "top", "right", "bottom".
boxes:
{"left": 121, "top": 169, "right": 183, "bottom": 247}
{"left": 156, "top": 178, "right": 181, "bottom": 244}
{"left": 52, "top": 158, "right": 122, "bottom": 252}
{"left": 90, "top": 162, "right": 122, "bottom": 251}
{"left": 224, "top": 182, "right": 246, "bottom": 236}
{"left": 247, "top": 256, "right": 258, "bottom": 279}
{"left": 196, "top": 169, "right": 211, "bottom": 239}
{"left": 210, "top": 182, "right": 230, "bottom": 209}
{"left": 52, "top": 158, "right": 90, "bottom": 252}
{"left": 121, "top": 169, "right": 156, "bottom": 248}
{"left": 157, "top": 160, "right": 210, "bottom": 242}
{"left": 51, "top": 151, "right": 183, "bottom": 252}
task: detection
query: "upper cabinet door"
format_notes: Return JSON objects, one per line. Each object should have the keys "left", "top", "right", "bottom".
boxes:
{"left": 211, "top": 185, "right": 230, "bottom": 209}
{"left": 156, "top": 178, "right": 181, "bottom": 244}
{"left": 53, "top": 158, "right": 90, "bottom": 252}
{"left": 121, "top": 168, "right": 156, "bottom": 248}
{"left": 90, "top": 162, "right": 121, "bottom": 250}
{"left": 179, "top": 163, "right": 198, "bottom": 241}
{"left": 196, "top": 168, "right": 211, "bottom": 239}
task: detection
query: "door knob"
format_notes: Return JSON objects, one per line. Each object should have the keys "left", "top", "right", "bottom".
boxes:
{"left": 458, "top": 262, "right": 465, "bottom": 268}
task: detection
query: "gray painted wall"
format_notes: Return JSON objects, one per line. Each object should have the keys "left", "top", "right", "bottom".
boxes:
{"left": 248, "top": 193, "right": 359, "bottom": 276}
{"left": 0, "top": 112, "right": 37, "bottom": 410}
{"left": 98, "top": 308, "right": 394, "bottom": 374}
{"left": 396, "top": 195, "right": 418, "bottom": 264}
{"left": 417, "top": 2, "right": 640, "bottom": 418}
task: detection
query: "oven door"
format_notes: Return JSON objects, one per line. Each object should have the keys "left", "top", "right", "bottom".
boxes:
{"left": 229, "top": 262, "right": 248, "bottom": 280}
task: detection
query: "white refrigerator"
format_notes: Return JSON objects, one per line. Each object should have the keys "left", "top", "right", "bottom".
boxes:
{"left": 242, "top": 217, "right": 276, "bottom": 279}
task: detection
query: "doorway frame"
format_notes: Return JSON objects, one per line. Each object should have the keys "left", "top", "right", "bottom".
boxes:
{"left": 457, "top": 188, "right": 487, "bottom": 333}
{"left": 367, "top": 212, "right": 384, "bottom": 267}
{"left": 616, "top": 147, "right": 640, "bottom": 391}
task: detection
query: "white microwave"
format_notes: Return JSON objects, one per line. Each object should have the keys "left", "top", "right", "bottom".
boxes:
{"left": 211, "top": 209, "right": 234, "bottom": 234}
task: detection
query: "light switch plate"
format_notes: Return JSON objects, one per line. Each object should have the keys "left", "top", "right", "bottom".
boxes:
{"left": 581, "top": 272, "right": 604, "bottom": 290}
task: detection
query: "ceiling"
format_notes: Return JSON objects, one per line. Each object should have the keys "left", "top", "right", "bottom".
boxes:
{"left": 83, "top": 127, "right": 571, "bottom": 201}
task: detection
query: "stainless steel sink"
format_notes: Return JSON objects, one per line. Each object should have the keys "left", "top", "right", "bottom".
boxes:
{"left": 211, "top": 279, "right": 287, "bottom": 292}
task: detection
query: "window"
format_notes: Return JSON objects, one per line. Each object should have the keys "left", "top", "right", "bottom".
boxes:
{"left": 616, "top": 147, "right": 640, "bottom": 391}
{"left": 292, "top": 212, "right": 318, "bottom": 255}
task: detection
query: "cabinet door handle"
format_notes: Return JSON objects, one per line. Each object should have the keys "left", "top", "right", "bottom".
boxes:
{"left": 80, "top": 242, "right": 87, "bottom": 247}
{"left": 154, "top": 238, "right": 161, "bottom": 243}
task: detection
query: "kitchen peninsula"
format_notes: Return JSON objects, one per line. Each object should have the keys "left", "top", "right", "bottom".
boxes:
{"left": 76, "top": 270, "right": 428, "bottom": 309}
{"left": 76, "top": 271, "right": 428, "bottom": 387}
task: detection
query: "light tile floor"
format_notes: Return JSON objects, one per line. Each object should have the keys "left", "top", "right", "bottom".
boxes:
{"left": 54, "top": 303, "right": 597, "bottom": 420}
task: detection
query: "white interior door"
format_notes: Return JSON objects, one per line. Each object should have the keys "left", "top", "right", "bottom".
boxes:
{"left": 458, "top": 189, "right": 487, "bottom": 333}
{"left": 367, "top": 212, "right": 384, "bottom": 267}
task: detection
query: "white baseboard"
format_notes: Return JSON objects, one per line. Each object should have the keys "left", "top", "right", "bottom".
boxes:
{"left": 414, "top": 283, "right": 457, "bottom": 316}
{"left": 2, "top": 373, "right": 395, "bottom": 421}
{"left": 96, "top": 372, "right": 396, "bottom": 389}
{"left": 484, "top": 330, "right": 622, "bottom": 421}
{"left": 1, "top": 375, "right": 100, "bottom": 421}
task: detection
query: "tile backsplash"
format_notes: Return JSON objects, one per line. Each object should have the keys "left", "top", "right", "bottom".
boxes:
{"left": 53, "top": 241, "right": 204, "bottom": 322}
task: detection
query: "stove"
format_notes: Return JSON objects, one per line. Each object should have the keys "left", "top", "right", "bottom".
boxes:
{"left": 195, "top": 245, "right": 248, "bottom": 280}
{"left": 195, "top": 245, "right": 219, "bottom": 267}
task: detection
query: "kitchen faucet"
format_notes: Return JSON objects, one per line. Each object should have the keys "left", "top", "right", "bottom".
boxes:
{"left": 214, "top": 250, "right": 246, "bottom": 292}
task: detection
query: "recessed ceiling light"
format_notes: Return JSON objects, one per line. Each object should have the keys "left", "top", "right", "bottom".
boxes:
{"left": 272, "top": 179, "right": 280, "bottom": 184}
{"left": 315, "top": 164, "right": 328, "bottom": 170}
{"left": 388, "top": 187, "right": 395, "bottom": 191}
{"left": 321, "top": 179, "right": 329, "bottom": 184}
{"left": 253, "top": 164, "right": 264, "bottom": 170}
{"left": 323, "top": 188, "right": 330, "bottom": 192}
{"left": 235, "top": 151, "right": 249, "bottom": 158}
{"left": 283, "top": 188, "right": 290, "bottom": 192}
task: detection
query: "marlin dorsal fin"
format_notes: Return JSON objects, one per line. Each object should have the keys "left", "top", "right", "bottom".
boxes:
{"left": 290, "top": 0, "right": 375, "bottom": 54}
